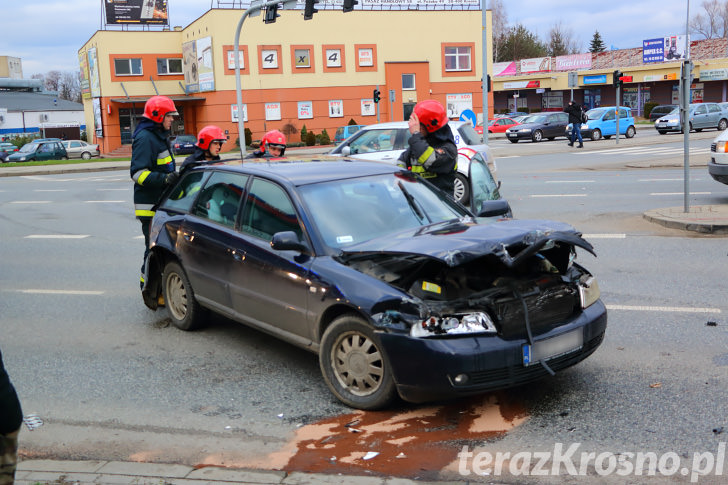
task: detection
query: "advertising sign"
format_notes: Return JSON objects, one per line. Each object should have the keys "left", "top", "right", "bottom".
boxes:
{"left": 182, "top": 41, "right": 199, "bottom": 93}
{"left": 329, "top": 100, "right": 343, "bottom": 118}
{"left": 445, "top": 93, "right": 473, "bottom": 119}
{"left": 555, "top": 53, "right": 592, "bottom": 71}
{"left": 502, "top": 80, "right": 541, "bottom": 89}
{"left": 196, "top": 37, "right": 215, "bottom": 92}
{"left": 493, "top": 61, "right": 517, "bottom": 77}
{"left": 700, "top": 69, "right": 728, "bottom": 81}
{"left": 78, "top": 52, "right": 91, "bottom": 100}
{"left": 643, "top": 35, "right": 689, "bottom": 63}
{"left": 265, "top": 103, "right": 282, "bottom": 121}
{"left": 361, "top": 99, "right": 375, "bottom": 116}
{"left": 583, "top": 75, "right": 607, "bottom": 85}
{"left": 520, "top": 57, "right": 551, "bottom": 73}
{"left": 105, "top": 0, "right": 169, "bottom": 25}
{"left": 298, "top": 101, "right": 313, "bottom": 119}
{"left": 358, "top": 48, "right": 373, "bottom": 67}
{"left": 92, "top": 98, "right": 103, "bottom": 137}
{"left": 230, "top": 104, "right": 248, "bottom": 122}
{"left": 88, "top": 48, "right": 101, "bottom": 98}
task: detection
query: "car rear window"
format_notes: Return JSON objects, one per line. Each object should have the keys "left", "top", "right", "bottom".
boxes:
{"left": 176, "top": 135, "right": 196, "bottom": 143}
{"left": 456, "top": 123, "right": 481, "bottom": 145}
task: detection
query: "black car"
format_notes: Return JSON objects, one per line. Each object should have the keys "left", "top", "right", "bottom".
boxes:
{"left": 505, "top": 112, "right": 570, "bottom": 143}
{"left": 142, "top": 157, "right": 606, "bottom": 409}
{"left": 170, "top": 134, "right": 197, "bottom": 155}
{"left": 649, "top": 104, "right": 678, "bottom": 122}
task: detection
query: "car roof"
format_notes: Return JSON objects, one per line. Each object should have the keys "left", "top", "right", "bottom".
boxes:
{"left": 191, "top": 156, "right": 401, "bottom": 187}
{"left": 361, "top": 120, "right": 470, "bottom": 130}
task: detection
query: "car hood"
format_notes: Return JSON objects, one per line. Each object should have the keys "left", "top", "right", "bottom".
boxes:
{"left": 338, "top": 218, "right": 594, "bottom": 269}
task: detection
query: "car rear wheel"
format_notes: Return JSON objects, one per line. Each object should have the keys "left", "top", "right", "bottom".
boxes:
{"left": 81, "top": 152, "right": 91, "bottom": 160}
{"left": 591, "top": 129, "right": 602, "bottom": 141}
{"left": 719, "top": 119, "right": 728, "bottom": 131}
{"left": 162, "top": 261, "right": 204, "bottom": 331}
{"left": 453, "top": 173, "right": 470, "bottom": 205}
{"left": 319, "top": 314, "right": 396, "bottom": 410}
{"left": 625, "top": 126, "right": 636, "bottom": 138}
{"left": 532, "top": 130, "right": 543, "bottom": 142}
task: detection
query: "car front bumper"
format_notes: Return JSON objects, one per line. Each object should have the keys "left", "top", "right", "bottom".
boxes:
{"left": 378, "top": 300, "right": 607, "bottom": 403}
{"left": 654, "top": 121, "right": 681, "bottom": 132}
{"left": 709, "top": 157, "right": 728, "bottom": 184}
{"left": 505, "top": 131, "right": 533, "bottom": 140}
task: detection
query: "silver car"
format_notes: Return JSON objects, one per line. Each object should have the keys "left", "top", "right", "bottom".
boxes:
{"left": 329, "top": 120, "right": 494, "bottom": 204}
{"left": 62, "top": 140, "right": 101, "bottom": 160}
{"left": 655, "top": 103, "right": 728, "bottom": 134}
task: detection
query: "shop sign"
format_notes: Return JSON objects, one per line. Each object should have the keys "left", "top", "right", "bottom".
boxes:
{"left": 700, "top": 69, "right": 728, "bottom": 81}
{"left": 521, "top": 57, "right": 551, "bottom": 73}
{"left": 555, "top": 53, "right": 592, "bottom": 71}
{"left": 502, "top": 80, "right": 540, "bottom": 89}
{"left": 583, "top": 75, "right": 607, "bottom": 85}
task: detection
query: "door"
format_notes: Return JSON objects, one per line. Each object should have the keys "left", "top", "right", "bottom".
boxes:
{"left": 693, "top": 104, "right": 708, "bottom": 129}
{"left": 601, "top": 109, "right": 617, "bottom": 136}
{"left": 403, "top": 102, "right": 415, "bottom": 122}
{"left": 36, "top": 143, "right": 54, "bottom": 161}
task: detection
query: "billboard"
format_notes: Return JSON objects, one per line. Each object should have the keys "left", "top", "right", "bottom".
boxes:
{"left": 643, "top": 35, "right": 689, "bottom": 63}
{"left": 183, "top": 37, "right": 214, "bottom": 93}
{"left": 105, "top": 0, "right": 169, "bottom": 25}
{"left": 520, "top": 57, "right": 551, "bottom": 73}
{"left": 88, "top": 48, "right": 101, "bottom": 98}
{"left": 555, "top": 53, "right": 592, "bottom": 71}
{"left": 78, "top": 51, "right": 91, "bottom": 100}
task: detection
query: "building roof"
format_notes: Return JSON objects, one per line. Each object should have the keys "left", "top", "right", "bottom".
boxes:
{"left": 0, "top": 91, "right": 83, "bottom": 112}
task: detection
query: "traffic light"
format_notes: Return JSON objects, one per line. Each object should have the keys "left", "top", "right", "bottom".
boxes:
{"left": 264, "top": 3, "right": 280, "bottom": 24}
{"left": 303, "top": 0, "right": 318, "bottom": 20}
{"left": 373, "top": 89, "right": 381, "bottom": 103}
{"left": 486, "top": 74, "right": 491, "bottom": 93}
{"left": 343, "top": 0, "right": 358, "bottom": 12}
{"left": 613, "top": 70, "right": 623, "bottom": 88}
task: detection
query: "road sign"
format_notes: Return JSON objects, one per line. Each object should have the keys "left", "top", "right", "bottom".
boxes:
{"left": 568, "top": 71, "right": 578, "bottom": 88}
{"left": 459, "top": 109, "right": 477, "bottom": 127}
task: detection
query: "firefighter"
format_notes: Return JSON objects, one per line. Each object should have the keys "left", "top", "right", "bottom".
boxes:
{"left": 180, "top": 125, "right": 227, "bottom": 171}
{"left": 246, "top": 129, "right": 287, "bottom": 158}
{"left": 397, "top": 99, "right": 458, "bottom": 194}
{"left": 130, "top": 95, "right": 178, "bottom": 290}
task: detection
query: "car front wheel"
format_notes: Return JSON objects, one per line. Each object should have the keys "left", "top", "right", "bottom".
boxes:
{"left": 319, "top": 314, "right": 397, "bottom": 410}
{"left": 532, "top": 130, "right": 543, "bottom": 142}
{"left": 591, "top": 128, "right": 602, "bottom": 141}
{"left": 453, "top": 173, "right": 470, "bottom": 205}
{"left": 162, "top": 261, "right": 204, "bottom": 331}
{"left": 509, "top": 139, "right": 518, "bottom": 143}
{"left": 81, "top": 152, "right": 91, "bottom": 160}
{"left": 719, "top": 119, "right": 728, "bottom": 131}
{"left": 625, "top": 126, "right": 636, "bottom": 138}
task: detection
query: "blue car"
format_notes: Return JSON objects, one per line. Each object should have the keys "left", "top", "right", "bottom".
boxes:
{"left": 142, "top": 157, "right": 606, "bottom": 410}
{"left": 170, "top": 134, "right": 197, "bottom": 155}
{"left": 567, "top": 106, "right": 636, "bottom": 141}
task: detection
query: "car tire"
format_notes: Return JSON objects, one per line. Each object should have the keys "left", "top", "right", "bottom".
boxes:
{"left": 719, "top": 119, "right": 728, "bottom": 131}
{"left": 509, "top": 139, "right": 518, "bottom": 143}
{"left": 696, "top": 128, "right": 703, "bottom": 132}
{"left": 591, "top": 129, "right": 602, "bottom": 141}
{"left": 547, "top": 137, "right": 555, "bottom": 141}
{"left": 604, "top": 135, "right": 611, "bottom": 139}
{"left": 61, "top": 156, "right": 68, "bottom": 160}
{"left": 319, "top": 314, "right": 397, "bottom": 410}
{"left": 81, "top": 152, "right": 91, "bottom": 160}
{"left": 532, "top": 130, "right": 543, "bottom": 142}
{"left": 625, "top": 126, "right": 636, "bottom": 138}
{"left": 657, "top": 130, "right": 667, "bottom": 135}
{"left": 162, "top": 261, "right": 205, "bottom": 331}
{"left": 453, "top": 173, "right": 470, "bottom": 205}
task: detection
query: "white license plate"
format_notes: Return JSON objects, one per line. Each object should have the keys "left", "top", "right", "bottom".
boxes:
{"left": 507, "top": 133, "right": 517, "bottom": 137}
{"left": 522, "top": 329, "right": 583, "bottom": 366}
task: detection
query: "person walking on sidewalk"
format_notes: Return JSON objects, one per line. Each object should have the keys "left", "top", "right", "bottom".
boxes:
{"left": 0, "top": 347, "right": 22, "bottom": 485}
{"left": 130, "top": 95, "right": 179, "bottom": 290}
{"left": 564, "top": 101, "right": 584, "bottom": 148}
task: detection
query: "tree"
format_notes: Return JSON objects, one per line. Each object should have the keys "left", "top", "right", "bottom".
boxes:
{"left": 589, "top": 30, "right": 606, "bottom": 53}
{"left": 496, "top": 24, "right": 547, "bottom": 62}
{"left": 547, "top": 21, "right": 580, "bottom": 57}
{"left": 690, "top": 0, "right": 728, "bottom": 39}
{"left": 490, "top": 0, "right": 508, "bottom": 63}
{"left": 31, "top": 70, "right": 82, "bottom": 103}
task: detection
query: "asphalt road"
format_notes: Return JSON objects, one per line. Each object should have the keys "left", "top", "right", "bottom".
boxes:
{"left": 1, "top": 136, "right": 727, "bottom": 483}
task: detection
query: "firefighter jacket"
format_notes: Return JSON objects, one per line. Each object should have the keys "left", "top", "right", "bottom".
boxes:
{"left": 180, "top": 146, "right": 220, "bottom": 172}
{"left": 397, "top": 124, "right": 458, "bottom": 193}
{"left": 130, "top": 119, "right": 175, "bottom": 219}
{"left": 0, "top": 348, "right": 22, "bottom": 434}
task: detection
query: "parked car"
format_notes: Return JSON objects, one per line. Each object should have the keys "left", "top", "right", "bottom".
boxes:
{"left": 654, "top": 102, "right": 728, "bottom": 134}
{"left": 505, "top": 112, "right": 570, "bottom": 143}
{"left": 6, "top": 139, "right": 68, "bottom": 162}
{"left": 141, "top": 157, "right": 606, "bottom": 409}
{"left": 566, "top": 106, "right": 636, "bottom": 141}
{"left": 486, "top": 117, "right": 521, "bottom": 134}
{"left": 649, "top": 104, "right": 678, "bottom": 122}
{"left": 709, "top": 129, "right": 728, "bottom": 185}
{"left": 62, "top": 140, "right": 100, "bottom": 160}
{"left": 0, "top": 142, "right": 18, "bottom": 162}
{"left": 329, "top": 120, "right": 493, "bottom": 204}
{"left": 333, "top": 124, "right": 365, "bottom": 145}
{"left": 170, "top": 134, "right": 197, "bottom": 155}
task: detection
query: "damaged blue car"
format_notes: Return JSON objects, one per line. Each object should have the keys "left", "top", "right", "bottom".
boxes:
{"left": 141, "top": 155, "right": 606, "bottom": 410}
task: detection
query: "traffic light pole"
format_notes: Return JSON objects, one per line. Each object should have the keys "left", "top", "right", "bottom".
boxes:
{"left": 615, "top": 85, "right": 620, "bottom": 145}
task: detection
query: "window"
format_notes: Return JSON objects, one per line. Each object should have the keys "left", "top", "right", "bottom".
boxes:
{"left": 346, "top": 129, "right": 401, "bottom": 154}
{"left": 709, "top": 104, "right": 721, "bottom": 113}
{"left": 193, "top": 172, "right": 248, "bottom": 228}
{"left": 294, "top": 49, "right": 311, "bottom": 68}
{"left": 326, "top": 49, "right": 342, "bottom": 68}
{"left": 402, "top": 74, "right": 415, "bottom": 90}
{"left": 157, "top": 58, "right": 183, "bottom": 75}
{"left": 695, "top": 105, "right": 707, "bottom": 115}
{"left": 444, "top": 46, "right": 471, "bottom": 71}
{"left": 241, "top": 179, "right": 302, "bottom": 242}
{"left": 163, "top": 172, "right": 208, "bottom": 213}
{"left": 114, "top": 58, "right": 143, "bottom": 76}
{"left": 261, "top": 49, "right": 279, "bottom": 69}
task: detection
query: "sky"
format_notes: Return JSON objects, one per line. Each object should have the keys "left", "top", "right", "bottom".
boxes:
{"left": 1, "top": 0, "right": 694, "bottom": 77}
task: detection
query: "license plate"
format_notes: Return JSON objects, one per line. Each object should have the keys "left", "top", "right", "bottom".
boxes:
{"left": 522, "top": 329, "right": 583, "bottom": 366}
{"left": 507, "top": 133, "right": 517, "bottom": 137}
{"left": 657, "top": 122, "right": 666, "bottom": 127}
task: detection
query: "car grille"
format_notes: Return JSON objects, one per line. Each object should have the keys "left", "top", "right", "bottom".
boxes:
{"left": 711, "top": 143, "right": 717, "bottom": 152}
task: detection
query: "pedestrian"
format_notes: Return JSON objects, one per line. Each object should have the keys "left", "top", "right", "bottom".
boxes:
{"left": 397, "top": 99, "right": 458, "bottom": 195}
{"left": 0, "top": 348, "right": 22, "bottom": 485}
{"left": 130, "top": 95, "right": 179, "bottom": 291}
{"left": 565, "top": 100, "right": 584, "bottom": 148}
{"left": 246, "top": 130, "right": 286, "bottom": 159}
{"left": 179, "top": 125, "right": 227, "bottom": 172}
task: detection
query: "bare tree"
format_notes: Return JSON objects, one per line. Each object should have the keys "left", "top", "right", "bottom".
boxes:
{"left": 59, "top": 71, "right": 81, "bottom": 103}
{"left": 547, "top": 21, "right": 580, "bottom": 56}
{"left": 43, "top": 71, "right": 62, "bottom": 93}
{"left": 490, "top": 0, "right": 508, "bottom": 62}
{"left": 690, "top": 0, "right": 728, "bottom": 38}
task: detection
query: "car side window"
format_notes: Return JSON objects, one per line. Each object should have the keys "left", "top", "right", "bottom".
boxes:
{"left": 695, "top": 105, "right": 707, "bottom": 115}
{"left": 348, "top": 129, "right": 397, "bottom": 153}
{"left": 709, "top": 104, "right": 721, "bottom": 113}
{"left": 241, "top": 178, "right": 303, "bottom": 242}
{"left": 39, "top": 144, "right": 51, "bottom": 153}
{"left": 193, "top": 172, "right": 248, "bottom": 228}
{"left": 603, "top": 110, "right": 616, "bottom": 121}
{"left": 71, "top": 141, "right": 82, "bottom": 148}
{"left": 619, "top": 109, "right": 628, "bottom": 118}
{"left": 162, "top": 171, "right": 209, "bottom": 213}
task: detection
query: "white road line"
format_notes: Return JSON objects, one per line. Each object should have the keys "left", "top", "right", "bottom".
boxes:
{"left": 545, "top": 180, "right": 595, "bottom": 184}
{"left": 133, "top": 235, "right": 144, "bottom": 239}
{"left": 34, "top": 189, "right": 67, "bottom": 192}
{"left": 606, "top": 304, "right": 721, "bottom": 314}
{"left": 530, "top": 194, "right": 587, "bottom": 198}
{"left": 582, "top": 234, "right": 627, "bottom": 239}
{"left": 25, "top": 235, "right": 90, "bottom": 239}
{"left": 650, "top": 192, "right": 711, "bottom": 196}
{"left": 13, "top": 289, "right": 105, "bottom": 296}
{"left": 10, "top": 201, "right": 50, "bottom": 204}
{"left": 638, "top": 178, "right": 684, "bottom": 182}
{"left": 99, "top": 188, "right": 129, "bottom": 191}
{"left": 84, "top": 200, "right": 125, "bottom": 203}
{"left": 497, "top": 155, "right": 521, "bottom": 159}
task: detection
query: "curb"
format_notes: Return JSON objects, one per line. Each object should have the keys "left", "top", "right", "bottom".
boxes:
{"left": 643, "top": 205, "right": 728, "bottom": 234}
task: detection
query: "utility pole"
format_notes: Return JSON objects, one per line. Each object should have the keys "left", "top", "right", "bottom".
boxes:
{"left": 481, "top": 0, "right": 489, "bottom": 143}
{"left": 683, "top": 0, "right": 691, "bottom": 213}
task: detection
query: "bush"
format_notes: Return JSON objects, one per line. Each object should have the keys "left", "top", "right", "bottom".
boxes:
{"left": 300, "top": 124, "right": 307, "bottom": 140}
{"left": 304, "top": 131, "right": 316, "bottom": 146}
{"left": 517, "top": 107, "right": 530, "bottom": 113}
{"left": 244, "top": 128, "right": 252, "bottom": 147}
{"left": 319, "top": 128, "right": 331, "bottom": 146}
{"left": 643, "top": 102, "right": 659, "bottom": 119}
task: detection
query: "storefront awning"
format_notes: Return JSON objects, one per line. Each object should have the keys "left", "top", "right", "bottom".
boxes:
{"left": 109, "top": 95, "right": 206, "bottom": 104}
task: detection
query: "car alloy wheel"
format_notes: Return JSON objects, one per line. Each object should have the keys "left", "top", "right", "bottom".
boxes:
{"left": 320, "top": 314, "right": 396, "bottom": 410}
{"left": 625, "top": 126, "right": 636, "bottom": 138}
{"left": 81, "top": 152, "right": 91, "bottom": 160}
{"left": 532, "top": 130, "right": 543, "bottom": 142}
{"left": 719, "top": 119, "right": 728, "bottom": 131}
{"left": 591, "top": 128, "right": 602, "bottom": 141}
{"left": 453, "top": 173, "right": 470, "bottom": 204}
{"left": 162, "top": 261, "right": 204, "bottom": 331}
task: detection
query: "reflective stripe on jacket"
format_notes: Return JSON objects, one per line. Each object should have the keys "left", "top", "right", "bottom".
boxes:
{"left": 130, "top": 123, "right": 175, "bottom": 219}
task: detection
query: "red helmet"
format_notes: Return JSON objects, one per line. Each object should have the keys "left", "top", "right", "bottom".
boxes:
{"left": 143, "top": 95, "right": 178, "bottom": 124}
{"left": 196, "top": 125, "right": 227, "bottom": 150}
{"left": 414, "top": 100, "right": 448, "bottom": 133}
{"left": 261, "top": 130, "right": 286, "bottom": 155}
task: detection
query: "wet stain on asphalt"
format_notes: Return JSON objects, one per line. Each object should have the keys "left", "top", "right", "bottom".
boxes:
{"left": 268, "top": 393, "right": 528, "bottom": 479}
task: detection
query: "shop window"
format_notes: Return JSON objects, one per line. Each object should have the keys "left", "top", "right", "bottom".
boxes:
{"left": 114, "top": 58, "right": 143, "bottom": 76}
{"left": 157, "top": 58, "right": 182, "bottom": 75}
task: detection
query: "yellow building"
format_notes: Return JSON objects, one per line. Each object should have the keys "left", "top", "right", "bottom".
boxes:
{"left": 78, "top": 7, "right": 494, "bottom": 155}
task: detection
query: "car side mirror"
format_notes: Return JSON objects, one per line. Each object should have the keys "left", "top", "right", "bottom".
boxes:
{"left": 477, "top": 199, "right": 512, "bottom": 218}
{"left": 341, "top": 146, "right": 351, "bottom": 156}
{"left": 271, "top": 231, "right": 310, "bottom": 254}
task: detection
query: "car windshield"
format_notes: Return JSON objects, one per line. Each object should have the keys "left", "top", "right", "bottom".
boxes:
{"left": 299, "top": 172, "right": 469, "bottom": 249}
{"left": 456, "top": 123, "right": 482, "bottom": 145}
{"left": 523, "top": 115, "right": 546, "bottom": 124}
{"left": 18, "top": 143, "right": 40, "bottom": 153}
{"left": 665, "top": 107, "right": 680, "bottom": 115}
{"left": 347, "top": 129, "right": 398, "bottom": 154}
{"left": 586, "top": 108, "right": 606, "bottom": 120}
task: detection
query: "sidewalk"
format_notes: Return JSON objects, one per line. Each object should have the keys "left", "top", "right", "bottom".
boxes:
{"left": 15, "top": 459, "right": 462, "bottom": 485}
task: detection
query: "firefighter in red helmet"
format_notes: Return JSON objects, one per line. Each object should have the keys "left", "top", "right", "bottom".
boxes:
{"left": 397, "top": 99, "right": 457, "bottom": 195}
{"left": 130, "top": 95, "right": 178, "bottom": 291}
{"left": 180, "top": 125, "right": 227, "bottom": 171}
{"left": 247, "top": 129, "right": 287, "bottom": 158}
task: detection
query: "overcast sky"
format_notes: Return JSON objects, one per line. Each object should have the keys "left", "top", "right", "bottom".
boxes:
{"left": 1, "top": 0, "right": 693, "bottom": 77}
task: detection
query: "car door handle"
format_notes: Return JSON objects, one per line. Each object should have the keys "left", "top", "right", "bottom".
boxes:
{"left": 228, "top": 248, "right": 244, "bottom": 262}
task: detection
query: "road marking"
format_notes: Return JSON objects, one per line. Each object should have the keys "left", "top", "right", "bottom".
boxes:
{"left": 497, "top": 155, "right": 521, "bottom": 159}
{"left": 14, "top": 289, "right": 105, "bottom": 295}
{"left": 25, "top": 235, "right": 90, "bottom": 239}
{"left": 133, "top": 235, "right": 144, "bottom": 239}
{"left": 84, "top": 200, "right": 125, "bottom": 203}
{"left": 530, "top": 194, "right": 587, "bottom": 198}
{"left": 34, "top": 189, "right": 67, "bottom": 192}
{"left": 10, "top": 200, "right": 50, "bottom": 204}
{"left": 545, "top": 180, "right": 595, "bottom": 184}
{"left": 584, "top": 146, "right": 710, "bottom": 155}
{"left": 638, "top": 178, "right": 685, "bottom": 182}
{"left": 582, "top": 233, "right": 627, "bottom": 239}
{"left": 650, "top": 192, "right": 711, "bottom": 196}
{"left": 606, "top": 304, "right": 721, "bottom": 314}
{"left": 99, "top": 188, "right": 129, "bottom": 191}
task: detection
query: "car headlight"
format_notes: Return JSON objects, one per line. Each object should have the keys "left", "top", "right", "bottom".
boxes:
{"left": 18, "top": 156, "right": 26, "bottom": 161}
{"left": 715, "top": 142, "right": 728, "bottom": 153}
{"left": 578, "top": 275, "right": 600, "bottom": 309}
{"left": 410, "top": 312, "right": 497, "bottom": 337}
{"left": 667, "top": 118, "right": 679, "bottom": 123}
{"left": 518, "top": 128, "right": 532, "bottom": 132}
